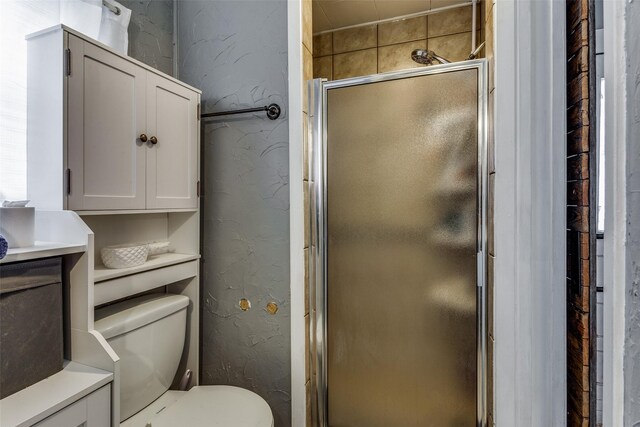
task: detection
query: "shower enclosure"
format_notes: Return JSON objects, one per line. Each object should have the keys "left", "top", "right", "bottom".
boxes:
{"left": 308, "top": 61, "right": 487, "bottom": 426}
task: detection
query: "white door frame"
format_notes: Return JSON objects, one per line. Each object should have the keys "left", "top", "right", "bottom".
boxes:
{"left": 602, "top": 0, "right": 634, "bottom": 425}
{"left": 287, "top": 1, "right": 306, "bottom": 426}
{"left": 493, "top": 0, "right": 566, "bottom": 425}
{"left": 289, "top": 0, "right": 569, "bottom": 425}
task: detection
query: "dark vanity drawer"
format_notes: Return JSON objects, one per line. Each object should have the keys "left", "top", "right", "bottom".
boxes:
{"left": 0, "top": 257, "right": 63, "bottom": 399}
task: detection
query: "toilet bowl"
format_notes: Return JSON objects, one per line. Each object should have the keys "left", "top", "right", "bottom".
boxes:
{"left": 95, "top": 294, "right": 274, "bottom": 427}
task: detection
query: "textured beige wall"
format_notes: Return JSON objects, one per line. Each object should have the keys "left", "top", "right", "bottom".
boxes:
{"left": 313, "top": 6, "right": 483, "bottom": 81}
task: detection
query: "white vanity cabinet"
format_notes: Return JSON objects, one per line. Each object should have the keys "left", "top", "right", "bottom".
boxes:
{"left": 0, "top": 215, "right": 117, "bottom": 427}
{"left": 35, "top": 384, "right": 111, "bottom": 427}
{"left": 27, "top": 25, "right": 200, "bottom": 212}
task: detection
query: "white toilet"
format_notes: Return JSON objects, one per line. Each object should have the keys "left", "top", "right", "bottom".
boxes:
{"left": 95, "top": 293, "right": 274, "bottom": 427}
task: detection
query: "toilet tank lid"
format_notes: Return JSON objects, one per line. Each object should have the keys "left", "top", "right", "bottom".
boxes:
{"left": 95, "top": 294, "right": 189, "bottom": 340}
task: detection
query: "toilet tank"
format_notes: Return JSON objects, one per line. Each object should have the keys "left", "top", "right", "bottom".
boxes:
{"left": 95, "top": 293, "right": 189, "bottom": 421}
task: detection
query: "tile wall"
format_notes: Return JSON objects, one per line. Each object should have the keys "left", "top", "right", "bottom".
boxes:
{"left": 313, "top": 6, "right": 482, "bottom": 81}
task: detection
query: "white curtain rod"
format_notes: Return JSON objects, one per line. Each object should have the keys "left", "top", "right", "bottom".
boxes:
{"left": 102, "top": 0, "right": 120, "bottom": 16}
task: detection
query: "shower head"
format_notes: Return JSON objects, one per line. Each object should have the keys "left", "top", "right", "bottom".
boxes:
{"left": 411, "top": 49, "right": 451, "bottom": 65}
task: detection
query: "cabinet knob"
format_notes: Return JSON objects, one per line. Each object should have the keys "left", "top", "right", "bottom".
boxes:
{"left": 139, "top": 134, "right": 148, "bottom": 142}
{"left": 149, "top": 136, "right": 158, "bottom": 145}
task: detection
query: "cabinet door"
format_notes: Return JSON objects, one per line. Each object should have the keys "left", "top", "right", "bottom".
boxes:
{"left": 35, "top": 384, "right": 110, "bottom": 427}
{"left": 68, "top": 35, "right": 147, "bottom": 211}
{"left": 35, "top": 398, "right": 87, "bottom": 427}
{"left": 86, "top": 383, "right": 111, "bottom": 427}
{"left": 145, "top": 73, "right": 199, "bottom": 209}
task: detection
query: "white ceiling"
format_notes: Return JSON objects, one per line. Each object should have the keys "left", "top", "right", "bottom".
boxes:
{"left": 313, "top": 0, "right": 469, "bottom": 33}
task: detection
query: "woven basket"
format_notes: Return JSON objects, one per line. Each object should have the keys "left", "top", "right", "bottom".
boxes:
{"left": 100, "top": 244, "right": 149, "bottom": 269}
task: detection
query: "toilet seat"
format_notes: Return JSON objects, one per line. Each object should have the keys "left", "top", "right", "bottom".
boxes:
{"left": 148, "top": 386, "right": 273, "bottom": 427}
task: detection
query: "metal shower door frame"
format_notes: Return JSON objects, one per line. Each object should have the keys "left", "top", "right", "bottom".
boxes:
{"left": 308, "top": 60, "right": 488, "bottom": 427}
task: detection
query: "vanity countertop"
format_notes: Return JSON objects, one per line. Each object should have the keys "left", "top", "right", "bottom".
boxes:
{"left": 0, "top": 361, "right": 112, "bottom": 427}
{"left": 0, "top": 241, "right": 86, "bottom": 264}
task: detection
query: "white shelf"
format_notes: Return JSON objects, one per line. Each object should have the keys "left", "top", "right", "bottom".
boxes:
{"left": 77, "top": 208, "right": 198, "bottom": 216}
{"left": 94, "top": 252, "right": 200, "bottom": 283}
{"left": 0, "top": 361, "right": 112, "bottom": 427}
{"left": 0, "top": 241, "right": 86, "bottom": 264}
{"left": 94, "top": 257, "right": 199, "bottom": 306}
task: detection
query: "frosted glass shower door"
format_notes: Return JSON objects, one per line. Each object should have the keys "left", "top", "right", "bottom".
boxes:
{"left": 323, "top": 68, "right": 481, "bottom": 427}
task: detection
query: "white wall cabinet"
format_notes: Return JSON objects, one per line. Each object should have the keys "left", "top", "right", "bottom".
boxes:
{"left": 24, "top": 26, "right": 201, "bottom": 426}
{"left": 28, "top": 26, "right": 200, "bottom": 212}
{"left": 67, "top": 34, "right": 199, "bottom": 211}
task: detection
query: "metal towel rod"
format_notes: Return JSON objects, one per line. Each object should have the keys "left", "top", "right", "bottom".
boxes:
{"left": 201, "top": 103, "right": 281, "bottom": 121}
